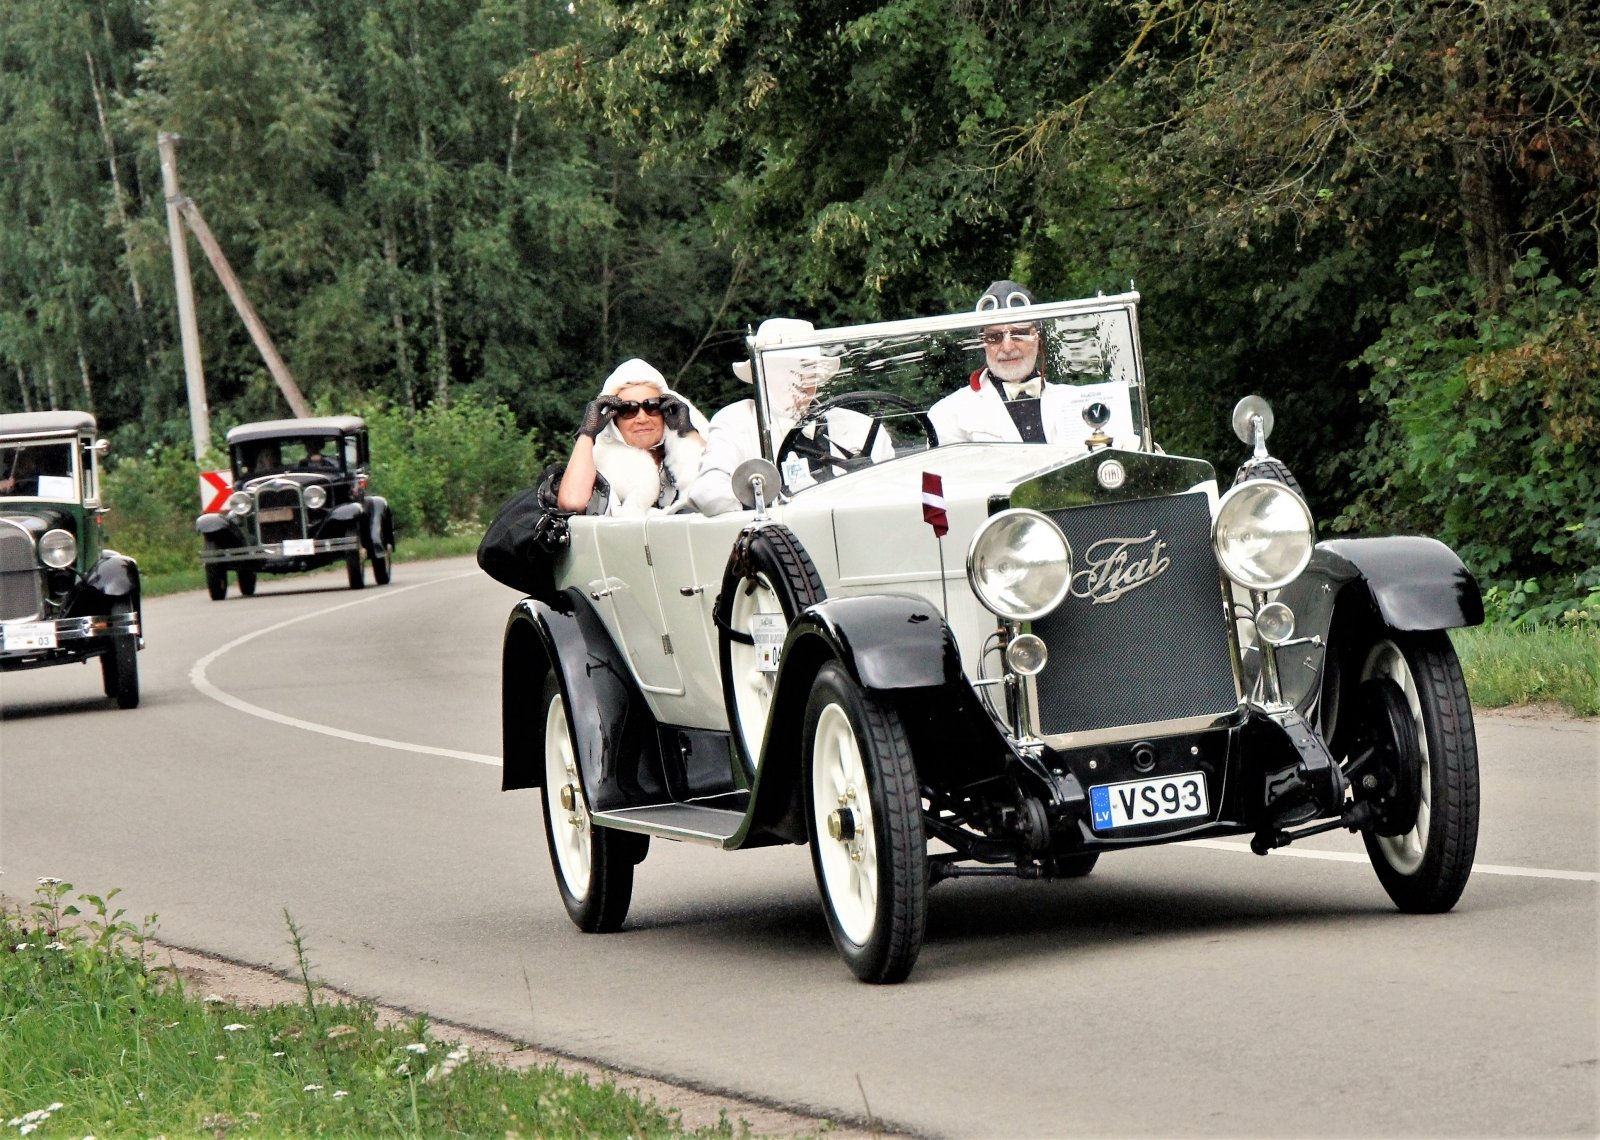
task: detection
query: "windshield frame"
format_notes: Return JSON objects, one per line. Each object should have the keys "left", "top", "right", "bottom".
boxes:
{"left": 745, "top": 291, "right": 1151, "bottom": 483}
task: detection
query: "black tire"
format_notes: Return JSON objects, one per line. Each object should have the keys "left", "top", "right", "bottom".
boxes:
{"left": 1233, "top": 456, "right": 1304, "bottom": 497}
{"left": 1055, "top": 852, "right": 1100, "bottom": 878}
{"left": 236, "top": 568, "right": 257, "bottom": 596}
{"left": 715, "top": 525, "right": 825, "bottom": 768}
{"left": 346, "top": 551, "right": 365, "bottom": 590}
{"left": 99, "top": 599, "right": 139, "bottom": 709}
{"left": 538, "top": 673, "right": 645, "bottom": 932}
{"left": 371, "top": 542, "right": 392, "bottom": 585}
{"left": 1352, "top": 630, "right": 1479, "bottom": 913}
{"left": 205, "top": 563, "right": 228, "bottom": 601}
{"left": 803, "top": 661, "right": 927, "bottom": 984}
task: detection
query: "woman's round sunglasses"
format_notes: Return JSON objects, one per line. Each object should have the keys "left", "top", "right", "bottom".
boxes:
{"left": 615, "top": 397, "right": 665, "bottom": 419}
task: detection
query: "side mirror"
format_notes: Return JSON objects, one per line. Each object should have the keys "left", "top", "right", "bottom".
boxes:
{"left": 93, "top": 438, "right": 111, "bottom": 457}
{"left": 1231, "top": 395, "right": 1274, "bottom": 458}
{"left": 731, "top": 457, "right": 781, "bottom": 514}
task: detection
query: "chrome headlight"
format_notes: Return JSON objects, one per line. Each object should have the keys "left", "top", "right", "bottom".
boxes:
{"left": 39, "top": 529, "right": 76, "bottom": 569}
{"left": 303, "top": 485, "right": 328, "bottom": 510}
{"left": 1213, "top": 481, "right": 1314, "bottom": 590}
{"left": 226, "top": 492, "right": 253, "bottom": 517}
{"left": 966, "top": 509, "right": 1071, "bottom": 621}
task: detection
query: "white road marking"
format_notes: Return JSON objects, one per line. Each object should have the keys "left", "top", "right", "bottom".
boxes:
{"left": 1183, "top": 838, "right": 1599, "bottom": 881}
{"left": 188, "top": 571, "right": 499, "bottom": 766}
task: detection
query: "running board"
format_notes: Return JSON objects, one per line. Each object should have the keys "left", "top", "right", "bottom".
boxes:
{"left": 591, "top": 804, "right": 746, "bottom": 847}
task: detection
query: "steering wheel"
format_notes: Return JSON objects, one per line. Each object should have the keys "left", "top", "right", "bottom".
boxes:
{"left": 775, "top": 390, "right": 938, "bottom": 485}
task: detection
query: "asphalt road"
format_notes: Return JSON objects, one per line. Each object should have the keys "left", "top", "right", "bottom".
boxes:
{"left": 2, "top": 556, "right": 1596, "bottom": 1138}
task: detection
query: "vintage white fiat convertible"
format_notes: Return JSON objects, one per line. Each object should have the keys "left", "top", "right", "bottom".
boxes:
{"left": 493, "top": 292, "right": 1484, "bottom": 983}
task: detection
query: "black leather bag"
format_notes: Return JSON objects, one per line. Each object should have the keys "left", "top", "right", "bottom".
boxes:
{"left": 476, "top": 464, "right": 607, "bottom": 606}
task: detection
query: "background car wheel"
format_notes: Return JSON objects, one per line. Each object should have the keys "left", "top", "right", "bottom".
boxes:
{"left": 371, "top": 543, "right": 392, "bottom": 585}
{"left": 99, "top": 600, "right": 139, "bottom": 710}
{"left": 346, "top": 551, "right": 365, "bottom": 590}
{"left": 236, "top": 568, "right": 257, "bottom": 596}
{"left": 1354, "top": 630, "right": 1479, "bottom": 913}
{"left": 804, "top": 661, "right": 927, "bottom": 984}
{"left": 539, "top": 673, "right": 644, "bottom": 932}
{"left": 1055, "top": 852, "right": 1099, "bottom": 878}
{"left": 715, "top": 525, "right": 824, "bottom": 768}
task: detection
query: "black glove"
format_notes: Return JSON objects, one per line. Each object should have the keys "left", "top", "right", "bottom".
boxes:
{"left": 577, "top": 396, "right": 620, "bottom": 439}
{"left": 659, "top": 395, "right": 694, "bottom": 436}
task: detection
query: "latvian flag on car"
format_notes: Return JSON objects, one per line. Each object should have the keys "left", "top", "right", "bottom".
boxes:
{"left": 922, "top": 471, "right": 949, "bottom": 538}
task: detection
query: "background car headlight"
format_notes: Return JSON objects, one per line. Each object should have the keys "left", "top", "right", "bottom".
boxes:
{"left": 39, "top": 529, "right": 76, "bottom": 569}
{"left": 227, "top": 492, "right": 252, "bottom": 517}
{"left": 1213, "top": 481, "right": 1314, "bottom": 590}
{"left": 966, "top": 509, "right": 1071, "bottom": 620}
{"left": 303, "top": 485, "right": 328, "bottom": 509}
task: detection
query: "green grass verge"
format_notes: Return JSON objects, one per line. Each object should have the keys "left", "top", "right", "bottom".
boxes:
{"left": 1, "top": 882, "right": 757, "bottom": 1139}
{"left": 1453, "top": 623, "right": 1600, "bottom": 718}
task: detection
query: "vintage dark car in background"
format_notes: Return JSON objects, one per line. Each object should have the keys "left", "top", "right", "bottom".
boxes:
{"left": 1, "top": 411, "right": 142, "bottom": 708}
{"left": 492, "top": 293, "right": 1484, "bottom": 983}
{"left": 196, "top": 416, "right": 394, "bottom": 599}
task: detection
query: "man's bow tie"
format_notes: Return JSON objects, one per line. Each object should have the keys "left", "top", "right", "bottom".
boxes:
{"left": 1000, "top": 375, "right": 1042, "bottom": 400}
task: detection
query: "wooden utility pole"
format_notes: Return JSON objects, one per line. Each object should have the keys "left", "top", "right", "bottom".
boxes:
{"left": 175, "top": 199, "right": 310, "bottom": 418}
{"left": 158, "top": 132, "right": 313, "bottom": 445}
{"left": 159, "top": 131, "right": 210, "bottom": 459}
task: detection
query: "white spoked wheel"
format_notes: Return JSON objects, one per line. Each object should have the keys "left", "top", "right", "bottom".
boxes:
{"left": 811, "top": 701, "right": 880, "bottom": 946}
{"left": 538, "top": 673, "right": 642, "bottom": 932}
{"left": 1355, "top": 631, "right": 1479, "bottom": 913}
{"left": 803, "top": 661, "right": 927, "bottom": 984}
{"left": 729, "top": 572, "right": 785, "bottom": 765}
{"left": 544, "top": 685, "right": 593, "bottom": 900}
{"left": 716, "top": 525, "right": 824, "bottom": 769}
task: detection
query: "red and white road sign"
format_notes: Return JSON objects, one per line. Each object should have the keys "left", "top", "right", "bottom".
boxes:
{"left": 199, "top": 469, "right": 233, "bottom": 513}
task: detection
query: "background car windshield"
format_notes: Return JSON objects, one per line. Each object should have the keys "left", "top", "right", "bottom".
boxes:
{"left": 753, "top": 301, "right": 1147, "bottom": 474}
{"left": 0, "top": 440, "right": 78, "bottom": 500}
{"left": 236, "top": 437, "right": 342, "bottom": 477}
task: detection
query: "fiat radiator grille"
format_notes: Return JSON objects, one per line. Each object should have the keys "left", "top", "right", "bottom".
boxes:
{"left": 0, "top": 521, "right": 44, "bottom": 621}
{"left": 1030, "top": 491, "right": 1238, "bottom": 737}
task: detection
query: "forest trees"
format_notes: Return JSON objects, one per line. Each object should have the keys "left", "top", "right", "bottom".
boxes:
{"left": 1, "top": 0, "right": 1595, "bottom": 613}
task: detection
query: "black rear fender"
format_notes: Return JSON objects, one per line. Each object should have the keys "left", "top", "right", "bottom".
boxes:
{"left": 499, "top": 592, "right": 667, "bottom": 809}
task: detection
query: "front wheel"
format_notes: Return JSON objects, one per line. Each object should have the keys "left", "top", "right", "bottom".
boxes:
{"left": 236, "top": 568, "right": 257, "bottom": 596}
{"left": 1353, "top": 630, "right": 1479, "bottom": 913}
{"left": 539, "top": 674, "right": 645, "bottom": 932}
{"left": 100, "top": 635, "right": 139, "bottom": 709}
{"left": 804, "top": 661, "right": 927, "bottom": 983}
{"left": 371, "top": 542, "right": 392, "bottom": 585}
{"left": 346, "top": 551, "right": 365, "bottom": 590}
{"left": 205, "top": 563, "right": 228, "bottom": 601}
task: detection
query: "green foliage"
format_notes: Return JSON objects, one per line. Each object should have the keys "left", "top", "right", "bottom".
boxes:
{"left": 1, "top": 882, "right": 749, "bottom": 1138}
{"left": 359, "top": 393, "right": 549, "bottom": 537}
{"left": 1339, "top": 249, "right": 1600, "bottom": 621}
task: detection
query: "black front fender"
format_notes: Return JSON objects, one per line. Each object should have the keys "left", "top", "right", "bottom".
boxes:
{"left": 1284, "top": 537, "right": 1484, "bottom": 637}
{"left": 82, "top": 552, "right": 140, "bottom": 603}
{"left": 781, "top": 593, "right": 959, "bottom": 693}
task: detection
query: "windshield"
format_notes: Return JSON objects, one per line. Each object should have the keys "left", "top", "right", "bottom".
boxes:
{"left": 0, "top": 439, "right": 79, "bottom": 501}
{"left": 234, "top": 435, "right": 345, "bottom": 479}
{"left": 749, "top": 293, "right": 1149, "bottom": 495}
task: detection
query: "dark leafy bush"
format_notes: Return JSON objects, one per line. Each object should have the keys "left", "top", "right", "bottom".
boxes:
{"left": 1338, "top": 250, "right": 1599, "bottom": 624}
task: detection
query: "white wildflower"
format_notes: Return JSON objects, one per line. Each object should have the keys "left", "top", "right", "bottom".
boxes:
{"left": 13, "top": 944, "right": 27, "bottom": 951}
{"left": 303, "top": 1084, "right": 322, "bottom": 1093}
{"left": 404, "top": 1042, "right": 428, "bottom": 1054}
{"left": 36, "top": 877, "right": 62, "bottom": 886}
{"left": 44, "top": 942, "right": 66, "bottom": 951}
{"left": 332, "top": 1091, "right": 349, "bottom": 1100}
{"left": 18, "top": 1123, "right": 37, "bottom": 1136}
{"left": 223, "top": 1023, "right": 250, "bottom": 1032}
{"left": 271, "top": 1051, "right": 286, "bottom": 1058}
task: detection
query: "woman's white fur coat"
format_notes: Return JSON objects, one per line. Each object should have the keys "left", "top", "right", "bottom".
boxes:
{"left": 591, "top": 397, "right": 709, "bottom": 516}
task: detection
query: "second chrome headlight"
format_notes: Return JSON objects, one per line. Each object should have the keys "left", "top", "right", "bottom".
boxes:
{"left": 966, "top": 509, "right": 1071, "bottom": 621}
{"left": 1212, "top": 481, "right": 1314, "bottom": 590}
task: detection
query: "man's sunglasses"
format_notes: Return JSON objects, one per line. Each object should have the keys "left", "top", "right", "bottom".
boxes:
{"left": 980, "top": 327, "right": 1037, "bottom": 345}
{"left": 615, "top": 398, "right": 665, "bottom": 419}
